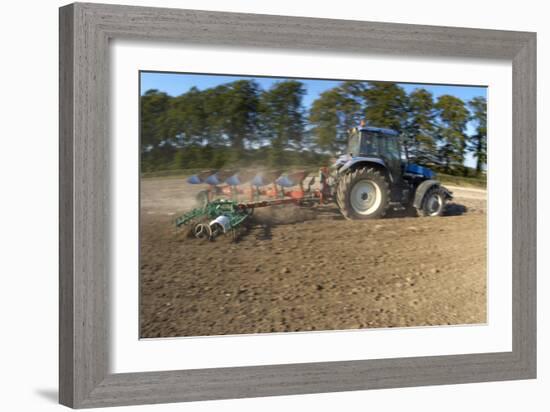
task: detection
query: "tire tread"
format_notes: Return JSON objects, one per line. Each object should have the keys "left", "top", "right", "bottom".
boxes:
{"left": 336, "top": 167, "right": 390, "bottom": 220}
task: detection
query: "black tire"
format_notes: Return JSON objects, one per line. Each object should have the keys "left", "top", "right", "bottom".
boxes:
{"left": 418, "top": 186, "right": 447, "bottom": 217}
{"left": 336, "top": 167, "right": 390, "bottom": 220}
{"left": 334, "top": 180, "right": 343, "bottom": 210}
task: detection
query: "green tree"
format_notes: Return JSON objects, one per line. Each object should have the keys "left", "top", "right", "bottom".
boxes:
{"left": 140, "top": 89, "right": 171, "bottom": 153}
{"left": 468, "top": 96, "right": 487, "bottom": 176}
{"left": 362, "top": 82, "right": 408, "bottom": 133}
{"left": 200, "top": 80, "right": 261, "bottom": 159}
{"left": 309, "top": 81, "right": 364, "bottom": 154}
{"left": 404, "top": 88, "right": 436, "bottom": 157}
{"left": 140, "top": 89, "right": 176, "bottom": 171}
{"left": 168, "top": 86, "right": 207, "bottom": 147}
{"left": 201, "top": 84, "right": 231, "bottom": 146}
{"left": 220, "top": 80, "right": 260, "bottom": 152}
{"left": 258, "top": 81, "right": 306, "bottom": 165}
{"left": 435, "top": 95, "right": 470, "bottom": 174}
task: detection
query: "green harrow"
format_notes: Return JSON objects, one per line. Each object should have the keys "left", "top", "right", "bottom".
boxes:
{"left": 175, "top": 199, "right": 252, "bottom": 240}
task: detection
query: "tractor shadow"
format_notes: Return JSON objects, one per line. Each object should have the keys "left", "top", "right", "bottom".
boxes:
{"left": 386, "top": 202, "right": 468, "bottom": 219}
{"left": 234, "top": 201, "right": 468, "bottom": 242}
{"left": 253, "top": 221, "right": 273, "bottom": 241}
{"left": 443, "top": 202, "right": 468, "bottom": 217}
{"left": 251, "top": 204, "right": 344, "bottom": 225}
{"left": 235, "top": 205, "right": 342, "bottom": 242}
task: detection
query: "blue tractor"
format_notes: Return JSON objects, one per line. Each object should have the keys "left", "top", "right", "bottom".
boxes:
{"left": 333, "top": 124, "right": 452, "bottom": 219}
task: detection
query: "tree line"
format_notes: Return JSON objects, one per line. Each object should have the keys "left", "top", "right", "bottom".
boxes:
{"left": 141, "top": 79, "right": 487, "bottom": 176}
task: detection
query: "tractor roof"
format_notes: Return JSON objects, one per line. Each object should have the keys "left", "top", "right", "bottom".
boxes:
{"left": 359, "top": 126, "right": 399, "bottom": 136}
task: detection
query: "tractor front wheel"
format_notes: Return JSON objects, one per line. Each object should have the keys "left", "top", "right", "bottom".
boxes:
{"left": 419, "top": 186, "right": 447, "bottom": 217}
{"left": 336, "top": 167, "right": 390, "bottom": 220}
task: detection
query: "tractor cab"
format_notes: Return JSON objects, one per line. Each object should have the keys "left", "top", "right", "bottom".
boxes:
{"left": 345, "top": 125, "right": 435, "bottom": 183}
{"left": 347, "top": 125, "right": 403, "bottom": 182}
{"left": 347, "top": 126, "right": 401, "bottom": 158}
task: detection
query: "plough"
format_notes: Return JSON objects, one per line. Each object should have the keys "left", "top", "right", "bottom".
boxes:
{"left": 175, "top": 123, "right": 453, "bottom": 241}
{"left": 175, "top": 168, "right": 332, "bottom": 240}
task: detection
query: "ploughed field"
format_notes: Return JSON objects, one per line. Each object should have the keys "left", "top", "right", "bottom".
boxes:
{"left": 140, "top": 176, "right": 487, "bottom": 338}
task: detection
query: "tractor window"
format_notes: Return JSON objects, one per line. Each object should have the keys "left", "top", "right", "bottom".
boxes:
{"left": 380, "top": 136, "right": 401, "bottom": 160}
{"left": 357, "top": 131, "right": 379, "bottom": 156}
{"left": 347, "top": 129, "right": 361, "bottom": 156}
{"left": 354, "top": 130, "right": 402, "bottom": 158}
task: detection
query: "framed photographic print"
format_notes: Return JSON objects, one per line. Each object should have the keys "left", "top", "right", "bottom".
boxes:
{"left": 59, "top": 2, "right": 536, "bottom": 408}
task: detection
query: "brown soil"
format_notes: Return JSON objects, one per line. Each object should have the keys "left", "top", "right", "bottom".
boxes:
{"left": 140, "top": 177, "right": 486, "bottom": 338}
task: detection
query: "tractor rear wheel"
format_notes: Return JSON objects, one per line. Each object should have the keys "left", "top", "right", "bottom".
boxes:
{"left": 336, "top": 167, "right": 390, "bottom": 220}
{"left": 419, "top": 186, "right": 446, "bottom": 217}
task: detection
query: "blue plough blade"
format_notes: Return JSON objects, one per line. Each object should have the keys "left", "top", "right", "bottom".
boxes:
{"left": 225, "top": 174, "right": 240, "bottom": 186}
{"left": 226, "top": 170, "right": 257, "bottom": 186}
{"left": 275, "top": 175, "right": 294, "bottom": 187}
{"left": 187, "top": 175, "right": 202, "bottom": 184}
{"left": 250, "top": 173, "right": 265, "bottom": 187}
{"left": 275, "top": 170, "right": 308, "bottom": 187}
{"left": 188, "top": 169, "right": 290, "bottom": 187}
{"left": 205, "top": 174, "right": 220, "bottom": 185}
{"left": 250, "top": 170, "right": 283, "bottom": 187}
{"left": 187, "top": 169, "right": 218, "bottom": 184}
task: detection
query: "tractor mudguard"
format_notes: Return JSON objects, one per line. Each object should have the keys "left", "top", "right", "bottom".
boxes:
{"left": 338, "top": 157, "right": 387, "bottom": 174}
{"left": 413, "top": 180, "right": 452, "bottom": 209}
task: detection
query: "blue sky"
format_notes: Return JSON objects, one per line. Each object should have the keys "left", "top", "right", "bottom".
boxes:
{"left": 140, "top": 71, "right": 486, "bottom": 107}
{"left": 140, "top": 71, "right": 487, "bottom": 166}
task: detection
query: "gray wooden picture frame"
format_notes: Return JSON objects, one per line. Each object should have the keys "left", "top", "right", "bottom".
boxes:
{"left": 59, "top": 2, "right": 536, "bottom": 408}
